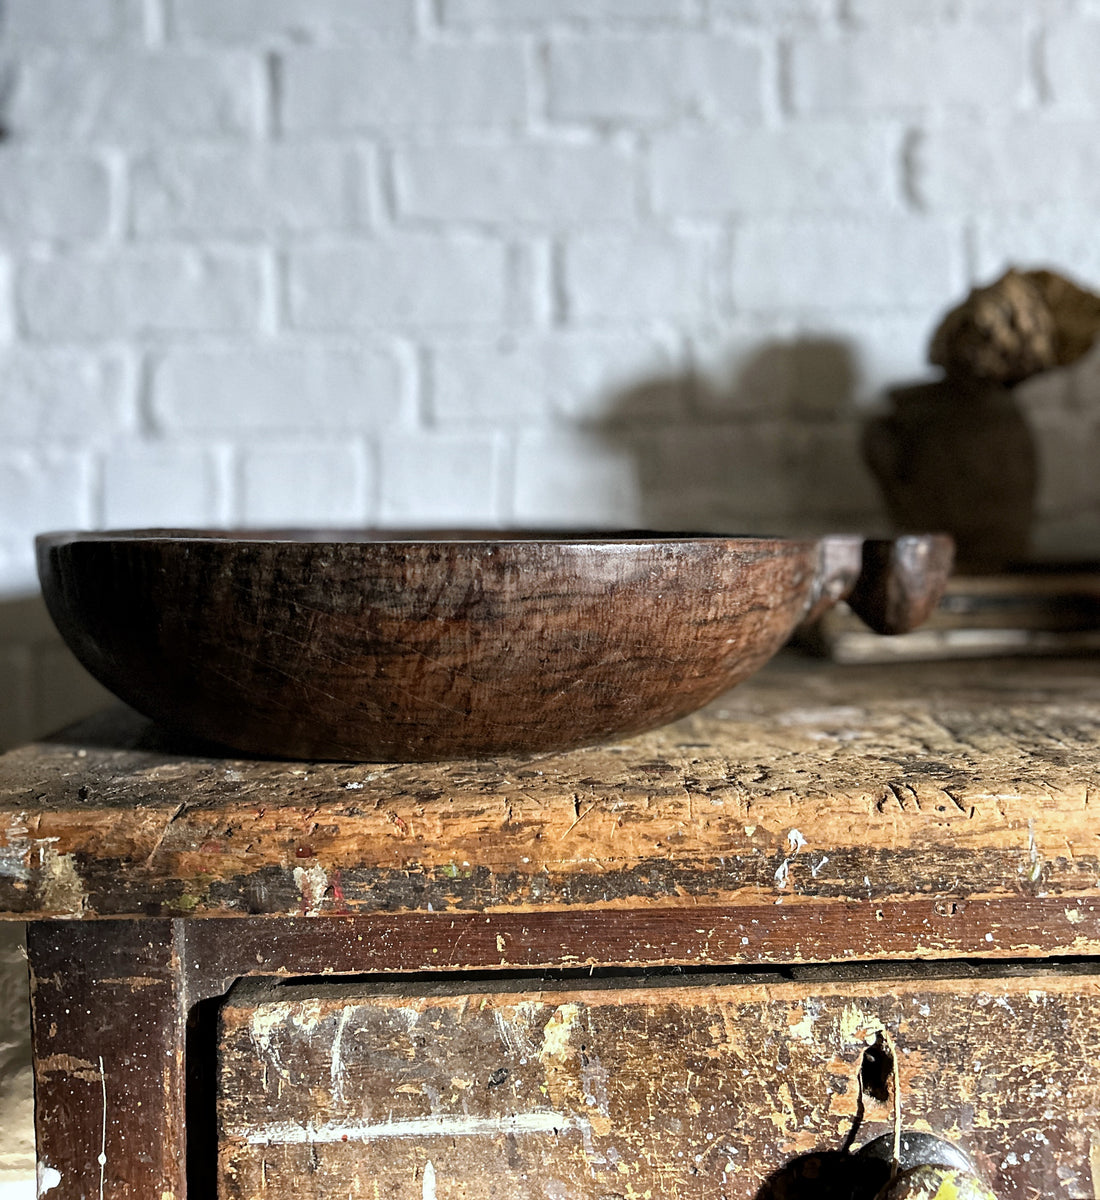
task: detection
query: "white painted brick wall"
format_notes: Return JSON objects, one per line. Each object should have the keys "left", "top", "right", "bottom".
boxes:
{"left": 4, "top": 0, "right": 143, "bottom": 45}
{"left": 439, "top": 0, "right": 696, "bottom": 27}
{"left": 0, "top": 256, "right": 13, "bottom": 345}
{"left": 0, "top": 152, "right": 113, "bottom": 241}
{"left": 240, "top": 440, "right": 368, "bottom": 525}
{"left": 546, "top": 34, "right": 765, "bottom": 124}
{"left": 377, "top": 432, "right": 505, "bottom": 524}
{"left": 650, "top": 123, "right": 899, "bottom": 217}
{"left": 167, "top": 0, "right": 416, "bottom": 44}
{"left": 100, "top": 442, "right": 226, "bottom": 527}
{"left": 4, "top": 4, "right": 1100, "bottom": 1188}
{"left": 130, "top": 145, "right": 364, "bottom": 236}
{"left": 429, "top": 332, "right": 680, "bottom": 425}
{"left": 286, "top": 237, "right": 514, "bottom": 328}
{"left": 151, "top": 345, "right": 408, "bottom": 433}
{"left": 789, "top": 26, "right": 1029, "bottom": 113}
{"left": 281, "top": 44, "right": 529, "bottom": 132}
{"left": 918, "top": 121, "right": 1100, "bottom": 210}
{"left": 1044, "top": 17, "right": 1100, "bottom": 109}
{"left": 1, "top": 348, "right": 131, "bottom": 440}
{"left": 733, "top": 218, "right": 964, "bottom": 311}
{"left": 394, "top": 142, "right": 638, "bottom": 225}
{"left": 19, "top": 248, "right": 266, "bottom": 338}
{"left": 562, "top": 231, "right": 718, "bottom": 320}
{"left": 11, "top": 51, "right": 265, "bottom": 141}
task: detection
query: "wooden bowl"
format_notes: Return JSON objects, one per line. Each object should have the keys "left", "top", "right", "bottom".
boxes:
{"left": 37, "top": 530, "right": 952, "bottom": 761}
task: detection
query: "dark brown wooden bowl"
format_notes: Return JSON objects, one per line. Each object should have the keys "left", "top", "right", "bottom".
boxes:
{"left": 36, "top": 529, "right": 952, "bottom": 761}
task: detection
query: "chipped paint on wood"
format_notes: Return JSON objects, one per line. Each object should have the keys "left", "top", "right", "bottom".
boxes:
{"left": 292, "top": 863, "right": 328, "bottom": 917}
{"left": 218, "top": 968, "right": 1100, "bottom": 1200}
{"left": 36, "top": 848, "right": 84, "bottom": 917}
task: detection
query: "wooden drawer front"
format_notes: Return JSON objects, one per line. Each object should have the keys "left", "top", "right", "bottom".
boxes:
{"left": 219, "top": 970, "right": 1100, "bottom": 1199}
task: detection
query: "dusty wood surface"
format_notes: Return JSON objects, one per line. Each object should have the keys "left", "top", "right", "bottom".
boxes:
{"left": 28, "top": 920, "right": 187, "bottom": 1200}
{"left": 217, "top": 966, "right": 1100, "bottom": 1200}
{"left": 1, "top": 656, "right": 1099, "bottom": 957}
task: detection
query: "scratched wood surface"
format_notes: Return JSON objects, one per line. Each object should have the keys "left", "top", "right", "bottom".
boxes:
{"left": 28, "top": 921, "right": 187, "bottom": 1200}
{"left": 218, "top": 967, "right": 1100, "bottom": 1200}
{"left": 2, "top": 655, "right": 1100, "bottom": 946}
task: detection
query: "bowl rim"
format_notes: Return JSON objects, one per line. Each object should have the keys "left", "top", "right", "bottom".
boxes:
{"left": 36, "top": 527, "right": 825, "bottom": 549}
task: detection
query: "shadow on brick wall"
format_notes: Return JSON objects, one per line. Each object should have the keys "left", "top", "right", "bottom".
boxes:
{"left": 595, "top": 336, "right": 885, "bottom": 537}
{"left": 0, "top": 594, "right": 114, "bottom": 753}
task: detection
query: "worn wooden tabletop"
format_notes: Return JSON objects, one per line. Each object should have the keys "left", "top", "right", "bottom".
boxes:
{"left": 2, "top": 652, "right": 1100, "bottom": 961}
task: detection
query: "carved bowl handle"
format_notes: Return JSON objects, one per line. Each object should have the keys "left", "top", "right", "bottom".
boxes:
{"left": 805, "top": 534, "right": 955, "bottom": 636}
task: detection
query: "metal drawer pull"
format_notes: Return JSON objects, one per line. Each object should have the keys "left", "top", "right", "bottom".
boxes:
{"left": 857, "top": 1132, "right": 997, "bottom": 1200}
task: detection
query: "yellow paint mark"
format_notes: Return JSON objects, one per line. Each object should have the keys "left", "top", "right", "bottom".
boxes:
{"left": 788, "top": 1004, "right": 817, "bottom": 1043}
{"left": 539, "top": 1003, "right": 580, "bottom": 1061}
{"left": 1065, "top": 907, "right": 1084, "bottom": 925}
{"left": 496, "top": 934, "right": 506, "bottom": 952}
{"left": 838, "top": 1003, "right": 884, "bottom": 1045}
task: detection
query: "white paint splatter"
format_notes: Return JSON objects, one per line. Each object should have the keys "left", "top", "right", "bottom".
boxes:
{"left": 249, "top": 1000, "right": 325, "bottom": 1077}
{"left": 242, "top": 1109, "right": 587, "bottom": 1146}
{"left": 97, "top": 1055, "right": 107, "bottom": 1200}
{"left": 580, "top": 1046, "right": 610, "bottom": 1115}
{"left": 0, "top": 843, "right": 30, "bottom": 882}
{"left": 330, "top": 1008, "right": 352, "bottom": 1102}
{"left": 293, "top": 864, "right": 329, "bottom": 915}
{"left": 37, "top": 1163, "right": 61, "bottom": 1196}
{"left": 422, "top": 1161, "right": 437, "bottom": 1200}
{"left": 811, "top": 855, "right": 830, "bottom": 878}
{"left": 1027, "top": 817, "right": 1042, "bottom": 883}
{"left": 773, "top": 828, "right": 808, "bottom": 890}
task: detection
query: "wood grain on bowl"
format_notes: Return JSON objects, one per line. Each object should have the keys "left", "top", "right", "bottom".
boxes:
{"left": 35, "top": 530, "right": 952, "bottom": 761}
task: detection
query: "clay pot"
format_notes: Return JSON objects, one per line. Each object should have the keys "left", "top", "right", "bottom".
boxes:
{"left": 863, "top": 378, "right": 1037, "bottom": 573}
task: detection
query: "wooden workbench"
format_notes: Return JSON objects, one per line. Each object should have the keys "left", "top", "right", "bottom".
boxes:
{"left": 3, "top": 654, "right": 1100, "bottom": 1199}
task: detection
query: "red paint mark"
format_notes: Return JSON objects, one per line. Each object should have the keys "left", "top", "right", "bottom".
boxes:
{"left": 331, "top": 869, "right": 349, "bottom": 914}
{"left": 200, "top": 841, "right": 222, "bottom": 853}
{"left": 388, "top": 812, "right": 409, "bottom": 835}
{"left": 295, "top": 845, "right": 315, "bottom": 858}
